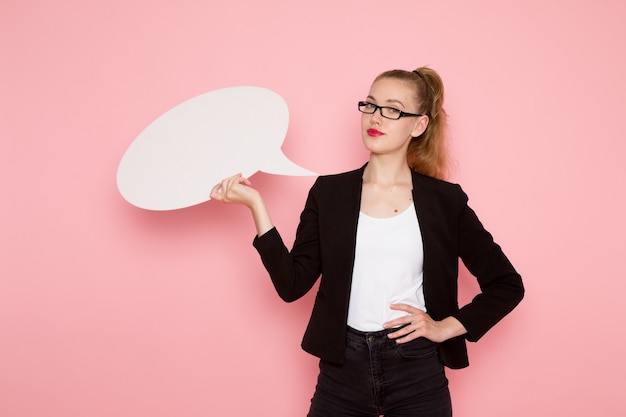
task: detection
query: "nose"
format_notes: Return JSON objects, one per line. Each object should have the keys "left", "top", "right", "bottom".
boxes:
{"left": 370, "top": 107, "right": 383, "bottom": 124}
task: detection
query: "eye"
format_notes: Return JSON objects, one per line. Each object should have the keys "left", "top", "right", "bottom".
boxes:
{"left": 365, "top": 102, "right": 376, "bottom": 109}
{"left": 387, "top": 107, "right": 400, "bottom": 114}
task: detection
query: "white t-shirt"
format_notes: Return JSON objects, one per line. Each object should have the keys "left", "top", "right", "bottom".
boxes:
{"left": 347, "top": 205, "right": 426, "bottom": 331}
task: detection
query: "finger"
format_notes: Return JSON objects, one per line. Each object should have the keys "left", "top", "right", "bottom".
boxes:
{"left": 393, "top": 332, "right": 419, "bottom": 344}
{"left": 224, "top": 174, "right": 245, "bottom": 192}
{"left": 389, "top": 303, "right": 414, "bottom": 312}
{"left": 387, "top": 325, "right": 412, "bottom": 339}
{"left": 389, "top": 303, "right": 425, "bottom": 313}
{"left": 389, "top": 325, "right": 423, "bottom": 343}
{"left": 223, "top": 174, "right": 242, "bottom": 191}
{"left": 228, "top": 173, "right": 243, "bottom": 184}
{"left": 210, "top": 183, "right": 223, "bottom": 201}
{"left": 383, "top": 315, "right": 412, "bottom": 329}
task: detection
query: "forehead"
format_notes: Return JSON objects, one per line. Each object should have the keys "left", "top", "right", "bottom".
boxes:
{"left": 367, "top": 78, "right": 416, "bottom": 105}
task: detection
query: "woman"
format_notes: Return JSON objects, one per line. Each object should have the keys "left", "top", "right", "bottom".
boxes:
{"left": 210, "top": 67, "right": 524, "bottom": 416}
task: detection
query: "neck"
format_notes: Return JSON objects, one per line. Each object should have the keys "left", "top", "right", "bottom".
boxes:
{"left": 363, "top": 155, "right": 412, "bottom": 186}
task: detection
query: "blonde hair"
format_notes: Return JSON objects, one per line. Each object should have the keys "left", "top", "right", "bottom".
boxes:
{"left": 374, "top": 67, "right": 449, "bottom": 180}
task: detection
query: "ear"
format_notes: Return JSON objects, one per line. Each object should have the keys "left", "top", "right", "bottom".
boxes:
{"left": 411, "top": 115, "right": 429, "bottom": 138}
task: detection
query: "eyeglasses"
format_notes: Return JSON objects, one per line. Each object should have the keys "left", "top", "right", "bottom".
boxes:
{"left": 357, "top": 101, "right": 423, "bottom": 120}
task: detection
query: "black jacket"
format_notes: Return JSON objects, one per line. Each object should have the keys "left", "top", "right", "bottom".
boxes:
{"left": 253, "top": 165, "right": 524, "bottom": 369}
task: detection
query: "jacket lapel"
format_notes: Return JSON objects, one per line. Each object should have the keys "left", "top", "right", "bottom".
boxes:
{"left": 411, "top": 172, "right": 436, "bottom": 310}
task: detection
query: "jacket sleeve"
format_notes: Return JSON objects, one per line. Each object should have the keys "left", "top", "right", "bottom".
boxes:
{"left": 451, "top": 185, "right": 525, "bottom": 342}
{"left": 252, "top": 178, "right": 323, "bottom": 302}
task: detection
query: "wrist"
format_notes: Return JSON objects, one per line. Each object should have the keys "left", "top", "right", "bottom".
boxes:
{"left": 248, "top": 197, "right": 273, "bottom": 236}
{"left": 439, "top": 317, "right": 467, "bottom": 341}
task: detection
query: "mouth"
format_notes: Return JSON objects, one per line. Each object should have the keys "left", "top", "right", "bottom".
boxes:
{"left": 367, "top": 128, "right": 384, "bottom": 137}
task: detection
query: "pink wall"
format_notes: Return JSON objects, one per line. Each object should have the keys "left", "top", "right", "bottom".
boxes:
{"left": 2, "top": 1, "right": 625, "bottom": 416}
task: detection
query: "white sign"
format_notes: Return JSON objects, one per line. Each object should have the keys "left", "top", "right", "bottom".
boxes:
{"left": 117, "top": 86, "right": 315, "bottom": 210}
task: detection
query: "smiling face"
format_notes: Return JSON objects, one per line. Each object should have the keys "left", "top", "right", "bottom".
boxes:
{"left": 360, "top": 77, "right": 429, "bottom": 158}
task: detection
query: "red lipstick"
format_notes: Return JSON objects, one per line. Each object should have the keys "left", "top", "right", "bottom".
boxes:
{"left": 367, "top": 128, "right": 384, "bottom": 137}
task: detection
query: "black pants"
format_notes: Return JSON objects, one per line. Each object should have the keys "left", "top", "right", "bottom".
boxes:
{"left": 307, "top": 327, "right": 452, "bottom": 417}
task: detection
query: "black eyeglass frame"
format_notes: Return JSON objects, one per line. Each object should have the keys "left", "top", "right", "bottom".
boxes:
{"left": 357, "top": 101, "right": 423, "bottom": 120}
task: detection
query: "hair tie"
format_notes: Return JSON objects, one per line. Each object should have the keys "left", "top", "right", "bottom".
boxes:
{"left": 412, "top": 69, "right": 434, "bottom": 114}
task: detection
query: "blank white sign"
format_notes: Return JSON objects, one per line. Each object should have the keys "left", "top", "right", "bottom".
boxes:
{"left": 117, "top": 86, "right": 315, "bottom": 211}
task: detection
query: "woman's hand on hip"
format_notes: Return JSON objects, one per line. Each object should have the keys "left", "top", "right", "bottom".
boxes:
{"left": 383, "top": 303, "right": 467, "bottom": 344}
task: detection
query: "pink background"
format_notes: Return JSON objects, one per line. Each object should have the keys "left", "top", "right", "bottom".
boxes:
{"left": 2, "top": 1, "right": 625, "bottom": 416}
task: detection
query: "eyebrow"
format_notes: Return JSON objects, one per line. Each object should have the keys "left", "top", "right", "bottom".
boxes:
{"left": 366, "top": 95, "right": 406, "bottom": 108}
